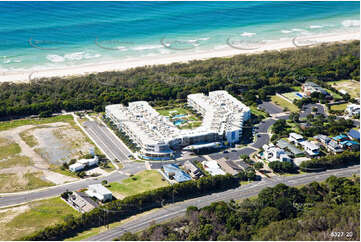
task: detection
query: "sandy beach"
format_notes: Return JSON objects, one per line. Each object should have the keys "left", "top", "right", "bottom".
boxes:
{"left": 0, "top": 30, "right": 359, "bottom": 83}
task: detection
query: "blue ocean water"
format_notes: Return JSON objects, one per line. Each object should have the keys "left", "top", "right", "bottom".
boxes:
{"left": 0, "top": 1, "right": 359, "bottom": 72}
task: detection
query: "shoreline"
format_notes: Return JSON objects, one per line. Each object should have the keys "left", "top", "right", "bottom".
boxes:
{"left": 0, "top": 30, "right": 360, "bottom": 83}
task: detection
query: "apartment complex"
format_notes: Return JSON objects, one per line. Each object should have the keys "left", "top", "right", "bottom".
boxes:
{"left": 105, "top": 90, "right": 250, "bottom": 160}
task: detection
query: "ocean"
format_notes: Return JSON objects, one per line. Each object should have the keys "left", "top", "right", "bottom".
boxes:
{"left": 0, "top": 1, "right": 359, "bottom": 73}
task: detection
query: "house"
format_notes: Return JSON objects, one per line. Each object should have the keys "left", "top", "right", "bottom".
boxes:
{"left": 217, "top": 158, "right": 242, "bottom": 175}
{"left": 300, "top": 141, "right": 320, "bottom": 157}
{"left": 332, "top": 134, "right": 349, "bottom": 144}
{"left": 69, "top": 156, "right": 99, "bottom": 172}
{"left": 262, "top": 143, "right": 292, "bottom": 162}
{"left": 345, "top": 104, "right": 360, "bottom": 117}
{"left": 339, "top": 140, "right": 360, "bottom": 151}
{"left": 301, "top": 82, "right": 329, "bottom": 96}
{"left": 67, "top": 191, "right": 99, "bottom": 213}
{"left": 276, "top": 139, "right": 304, "bottom": 157}
{"left": 163, "top": 164, "right": 192, "bottom": 183}
{"left": 288, "top": 133, "right": 305, "bottom": 144}
{"left": 201, "top": 160, "right": 226, "bottom": 176}
{"left": 348, "top": 129, "right": 360, "bottom": 141}
{"left": 69, "top": 162, "right": 86, "bottom": 172}
{"left": 326, "top": 140, "right": 344, "bottom": 154}
{"left": 85, "top": 184, "right": 113, "bottom": 202}
{"left": 183, "top": 160, "right": 203, "bottom": 179}
{"left": 313, "top": 134, "right": 331, "bottom": 146}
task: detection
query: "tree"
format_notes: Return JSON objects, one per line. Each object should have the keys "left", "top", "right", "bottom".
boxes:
{"left": 254, "top": 162, "right": 264, "bottom": 170}
{"left": 101, "top": 180, "right": 108, "bottom": 186}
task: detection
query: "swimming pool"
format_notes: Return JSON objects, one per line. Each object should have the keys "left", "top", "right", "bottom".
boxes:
{"left": 296, "top": 92, "right": 303, "bottom": 98}
{"left": 174, "top": 119, "right": 186, "bottom": 125}
{"left": 174, "top": 114, "right": 186, "bottom": 118}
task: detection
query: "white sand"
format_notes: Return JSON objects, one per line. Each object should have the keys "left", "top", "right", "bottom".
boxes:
{"left": 0, "top": 30, "right": 359, "bottom": 83}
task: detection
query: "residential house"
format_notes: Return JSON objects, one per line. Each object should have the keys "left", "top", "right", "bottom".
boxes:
{"left": 217, "top": 158, "right": 243, "bottom": 175}
{"left": 332, "top": 134, "right": 349, "bottom": 144}
{"left": 69, "top": 156, "right": 99, "bottom": 172}
{"left": 288, "top": 133, "right": 305, "bottom": 144}
{"left": 163, "top": 164, "right": 192, "bottom": 183}
{"left": 345, "top": 104, "right": 360, "bottom": 117}
{"left": 68, "top": 191, "right": 99, "bottom": 213}
{"left": 276, "top": 139, "right": 304, "bottom": 157}
{"left": 202, "top": 160, "right": 226, "bottom": 176}
{"left": 86, "top": 184, "right": 113, "bottom": 202}
{"left": 301, "top": 82, "right": 329, "bottom": 96}
{"left": 262, "top": 143, "right": 292, "bottom": 162}
{"left": 339, "top": 140, "right": 360, "bottom": 151}
{"left": 300, "top": 141, "right": 320, "bottom": 157}
{"left": 183, "top": 160, "right": 203, "bottom": 179}
{"left": 348, "top": 129, "right": 360, "bottom": 141}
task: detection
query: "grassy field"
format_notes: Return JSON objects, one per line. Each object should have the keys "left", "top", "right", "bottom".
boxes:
{"left": 0, "top": 172, "right": 54, "bottom": 193}
{"left": 328, "top": 80, "right": 360, "bottom": 99}
{"left": 0, "top": 197, "right": 79, "bottom": 241}
{"left": 19, "top": 129, "right": 38, "bottom": 147}
{"left": 330, "top": 103, "right": 348, "bottom": 111}
{"left": 271, "top": 95, "right": 299, "bottom": 112}
{"left": 108, "top": 170, "right": 168, "bottom": 197}
{"left": 0, "top": 155, "right": 32, "bottom": 169}
{"left": 0, "top": 115, "right": 74, "bottom": 132}
{"left": 0, "top": 142, "right": 21, "bottom": 160}
{"left": 250, "top": 106, "right": 269, "bottom": 118}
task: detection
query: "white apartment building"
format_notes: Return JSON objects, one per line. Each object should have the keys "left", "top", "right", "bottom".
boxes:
{"left": 105, "top": 90, "right": 250, "bottom": 160}
{"left": 345, "top": 104, "right": 360, "bottom": 117}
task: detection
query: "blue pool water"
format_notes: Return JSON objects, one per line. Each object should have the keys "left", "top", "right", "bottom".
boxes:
{"left": 296, "top": 93, "right": 303, "bottom": 98}
{"left": 174, "top": 114, "right": 186, "bottom": 118}
{"left": 174, "top": 119, "right": 186, "bottom": 125}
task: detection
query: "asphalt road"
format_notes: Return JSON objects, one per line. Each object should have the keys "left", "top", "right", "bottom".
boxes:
{"left": 87, "top": 165, "right": 360, "bottom": 241}
{"left": 258, "top": 102, "right": 284, "bottom": 114}
{"left": 0, "top": 171, "right": 127, "bottom": 208}
{"left": 251, "top": 133, "right": 270, "bottom": 149}
{"left": 83, "top": 120, "right": 132, "bottom": 162}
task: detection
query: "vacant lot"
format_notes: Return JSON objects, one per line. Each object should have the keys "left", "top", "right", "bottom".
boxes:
{"left": 328, "top": 80, "right": 360, "bottom": 99}
{"left": 0, "top": 115, "right": 104, "bottom": 191}
{"left": 108, "top": 170, "right": 168, "bottom": 197}
{"left": 271, "top": 95, "right": 299, "bottom": 112}
{"left": 0, "top": 197, "right": 79, "bottom": 240}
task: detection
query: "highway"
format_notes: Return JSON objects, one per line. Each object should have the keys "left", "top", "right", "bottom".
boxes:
{"left": 86, "top": 165, "right": 360, "bottom": 241}
{"left": 83, "top": 120, "right": 132, "bottom": 162}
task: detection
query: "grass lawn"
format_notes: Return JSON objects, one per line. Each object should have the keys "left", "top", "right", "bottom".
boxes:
{"left": 108, "top": 170, "right": 168, "bottom": 197}
{"left": 328, "top": 80, "right": 360, "bottom": 99}
{"left": 250, "top": 106, "right": 268, "bottom": 118}
{"left": 271, "top": 95, "right": 299, "bottom": 112}
{"left": 330, "top": 103, "right": 348, "bottom": 111}
{"left": 0, "top": 197, "right": 79, "bottom": 241}
{"left": 156, "top": 107, "right": 188, "bottom": 117}
{"left": 326, "top": 89, "right": 343, "bottom": 100}
{"left": 0, "top": 115, "right": 74, "bottom": 132}
{"left": 0, "top": 142, "right": 21, "bottom": 160}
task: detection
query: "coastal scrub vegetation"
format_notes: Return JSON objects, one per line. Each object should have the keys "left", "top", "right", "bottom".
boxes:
{"left": 116, "top": 176, "right": 360, "bottom": 241}
{"left": 0, "top": 41, "right": 359, "bottom": 119}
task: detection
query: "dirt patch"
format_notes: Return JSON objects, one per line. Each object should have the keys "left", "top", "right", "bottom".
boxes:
{"left": 0, "top": 205, "right": 30, "bottom": 224}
